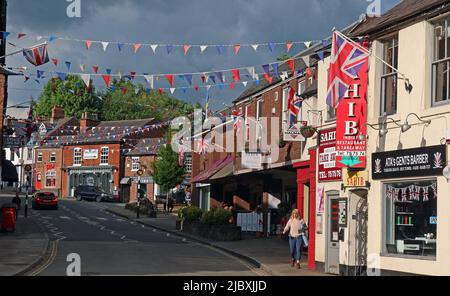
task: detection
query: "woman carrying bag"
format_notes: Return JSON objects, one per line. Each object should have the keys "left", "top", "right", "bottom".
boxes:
{"left": 283, "top": 209, "right": 308, "bottom": 269}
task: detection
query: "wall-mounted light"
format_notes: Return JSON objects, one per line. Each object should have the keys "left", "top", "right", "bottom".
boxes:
{"left": 400, "top": 113, "right": 431, "bottom": 133}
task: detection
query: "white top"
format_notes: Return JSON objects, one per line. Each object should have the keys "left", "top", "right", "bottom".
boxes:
{"left": 283, "top": 218, "right": 306, "bottom": 238}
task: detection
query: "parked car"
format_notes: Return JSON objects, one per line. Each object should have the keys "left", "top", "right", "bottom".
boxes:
{"left": 32, "top": 192, "right": 58, "bottom": 210}
{"left": 74, "top": 185, "right": 115, "bottom": 202}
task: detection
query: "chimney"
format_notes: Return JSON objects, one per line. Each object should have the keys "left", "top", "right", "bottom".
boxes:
{"left": 80, "top": 112, "right": 100, "bottom": 131}
{"left": 51, "top": 105, "right": 65, "bottom": 124}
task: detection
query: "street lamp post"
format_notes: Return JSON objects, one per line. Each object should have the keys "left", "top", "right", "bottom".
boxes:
{"left": 136, "top": 169, "right": 143, "bottom": 219}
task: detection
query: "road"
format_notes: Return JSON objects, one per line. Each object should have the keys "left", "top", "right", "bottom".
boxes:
{"left": 26, "top": 199, "right": 262, "bottom": 276}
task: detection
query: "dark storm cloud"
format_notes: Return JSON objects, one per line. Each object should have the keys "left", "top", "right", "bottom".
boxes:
{"left": 5, "top": 0, "right": 401, "bottom": 108}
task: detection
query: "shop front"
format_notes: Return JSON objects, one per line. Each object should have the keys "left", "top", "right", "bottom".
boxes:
{"left": 67, "top": 166, "right": 116, "bottom": 197}
{"left": 370, "top": 144, "right": 447, "bottom": 275}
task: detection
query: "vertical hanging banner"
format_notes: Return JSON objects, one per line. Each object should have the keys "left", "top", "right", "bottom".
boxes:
{"left": 326, "top": 31, "right": 369, "bottom": 169}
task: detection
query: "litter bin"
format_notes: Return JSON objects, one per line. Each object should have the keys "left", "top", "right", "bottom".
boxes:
{"left": 1, "top": 204, "right": 17, "bottom": 232}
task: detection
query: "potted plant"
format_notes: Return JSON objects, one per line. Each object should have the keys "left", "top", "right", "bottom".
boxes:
{"left": 300, "top": 125, "right": 317, "bottom": 138}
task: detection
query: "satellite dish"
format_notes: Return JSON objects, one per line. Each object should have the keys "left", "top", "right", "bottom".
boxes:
{"left": 443, "top": 166, "right": 450, "bottom": 180}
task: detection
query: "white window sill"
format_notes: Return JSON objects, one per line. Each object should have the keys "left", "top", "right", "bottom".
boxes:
{"left": 380, "top": 253, "right": 437, "bottom": 261}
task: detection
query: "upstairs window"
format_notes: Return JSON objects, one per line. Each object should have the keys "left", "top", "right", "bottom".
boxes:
{"left": 381, "top": 37, "right": 398, "bottom": 115}
{"left": 50, "top": 152, "right": 56, "bottom": 163}
{"left": 100, "top": 147, "right": 109, "bottom": 165}
{"left": 131, "top": 157, "right": 140, "bottom": 171}
{"left": 73, "top": 148, "right": 82, "bottom": 166}
{"left": 184, "top": 154, "right": 192, "bottom": 174}
{"left": 433, "top": 18, "right": 450, "bottom": 105}
{"left": 37, "top": 152, "right": 43, "bottom": 163}
{"left": 27, "top": 148, "right": 33, "bottom": 161}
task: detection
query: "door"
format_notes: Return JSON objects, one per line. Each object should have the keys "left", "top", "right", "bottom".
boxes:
{"left": 326, "top": 194, "right": 340, "bottom": 274}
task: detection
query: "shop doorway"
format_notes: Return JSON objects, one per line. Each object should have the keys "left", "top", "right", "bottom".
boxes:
{"left": 351, "top": 189, "right": 368, "bottom": 276}
{"left": 326, "top": 192, "right": 340, "bottom": 275}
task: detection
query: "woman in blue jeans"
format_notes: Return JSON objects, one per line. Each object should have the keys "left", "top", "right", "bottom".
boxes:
{"left": 283, "top": 209, "right": 307, "bottom": 269}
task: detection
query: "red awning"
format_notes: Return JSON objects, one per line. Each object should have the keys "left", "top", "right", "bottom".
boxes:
{"left": 191, "top": 155, "right": 234, "bottom": 184}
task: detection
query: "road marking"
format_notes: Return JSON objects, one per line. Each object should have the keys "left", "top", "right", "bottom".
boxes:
{"left": 59, "top": 216, "right": 71, "bottom": 220}
{"left": 95, "top": 217, "right": 108, "bottom": 221}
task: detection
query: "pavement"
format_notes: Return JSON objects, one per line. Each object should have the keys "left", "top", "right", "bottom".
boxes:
{"left": 104, "top": 203, "right": 330, "bottom": 276}
{"left": 0, "top": 193, "right": 50, "bottom": 276}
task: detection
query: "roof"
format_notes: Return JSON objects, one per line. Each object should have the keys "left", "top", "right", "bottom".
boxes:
{"left": 125, "top": 137, "right": 162, "bottom": 156}
{"left": 351, "top": 0, "right": 450, "bottom": 37}
{"left": 191, "top": 155, "right": 234, "bottom": 184}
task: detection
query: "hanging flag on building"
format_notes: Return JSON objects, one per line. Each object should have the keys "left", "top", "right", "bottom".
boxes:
{"left": 22, "top": 43, "right": 50, "bottom": 66}
{"left": 288, "top": 87, "right": 302, "bottom": 127}
{"left": 328, "top": 31, "right": 369, "bottom": 169}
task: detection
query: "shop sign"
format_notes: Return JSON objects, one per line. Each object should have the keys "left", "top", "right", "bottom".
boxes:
{"left": 318, "top": 129, "right": 341, "bottom": 182}
{"left": 241, "top": 151, "right": 263, "bottom": 169}
{"left": 338, "top": 198, "right": 348, "bottom": 227}
{"left": 83, "top": 149, "right": 98, "bottom": 160}
{"left": 342, "top": 168, "right": 368, "bottom": 188}
{"left": 46, "top": 164, "right": 56, "bottom": 170}
{"left": 3, "top": 136, "right": 21, "bottom": 148}
{"left": 283, "top": 121, "right": 307, "bottom": 142}
{"left": 372, "top": 145, "right": 447, "bottom": 180}
{"left": 334, "top": 43, "right": 369, "bottom": 169}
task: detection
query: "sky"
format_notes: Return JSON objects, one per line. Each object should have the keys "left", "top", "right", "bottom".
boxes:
{"left": 5, "top": 0, "right": 401, "bottom": 114}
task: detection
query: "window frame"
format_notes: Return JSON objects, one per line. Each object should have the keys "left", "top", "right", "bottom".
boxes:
{"left": 380, "top": 37, "right": 399, "bottom": 116}
{"left": 184, "top": 154, "right": 193, "bottom": 174}
{"left": 432, "top": 18, "right": 450, "bottom": 106}
{"left": 131, "top": 157, "right": 140, "bottom": 172}
{"left": 100, "top": 147, "right": 109, "bottom": 165}
{"left": 37, "top": 152, "right": 43, "bottom": 163}
{"left": 45, "top": 170, "right": 57, "bottom": 188}
{"left": 73, "top": 148, "right": 82, "bottom": 166}
{"left": 49, "top": 151, "right": 56, "bottom": 163}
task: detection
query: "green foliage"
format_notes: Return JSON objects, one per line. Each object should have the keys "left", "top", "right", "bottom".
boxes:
{"left": 35, "top": 75, "right": 102, "bottom": 119}
{"left": 277, "top": 54, "right": 292, "bottom": 61}
{"left": 201, "top": 208, "right": 232, "bottom": 225}
{"left": 152, "top": 132, "right": 185, "bottom": 192}
{"left": 179, "top": 206, "right": 203, "bottom": 222}
{"left": 35, "top": 77, "right": 196, "bottom": 121}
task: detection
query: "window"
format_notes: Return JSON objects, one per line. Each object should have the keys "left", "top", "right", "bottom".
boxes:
{"left": 131, "top": 157, "right": 140, "bottom": 171}
{"left": 244, "top": 105, "right": 250, "bottom": 143}
{"left": 37, "top": 152, "right": 43, "bottom": 163}
{"left": 384, "top": 180, "right": 437, "bottom": 258}
{"left": 282, "top": 87, "right": 290, "bottom": 128}
{"left": 27, "top": 148, "right": 33, "bottom": 161}
{"left": 256, "top": 99, "right": 263, "bottom": 141}
{"left": 45, "top": 171, "right": 56, "bottom": 188}
{"left": 50, "top": 152, "right": 56, "bottom": 163}
{"left": 73, "top": 148, "right": 82, "bottom": 166}
{"left": 433, "top": 18, "right": 450, "bottom": 105}
{"left": 184, "top": 154, "right": 192, "bottom": 174}
{"left": 274, "top": 91, "right": 279, "bottom": 102}
{"left": 100, "top": 147, "right": 109, "bottom": 165}
{"left": 381, "top": 37, "right": 398, "bottom": 115}
{"left": 10, "top": 150, "right": 15, "bottom": 162}
{"left": 298, "top": 80, "right": 306, "bottom": 96}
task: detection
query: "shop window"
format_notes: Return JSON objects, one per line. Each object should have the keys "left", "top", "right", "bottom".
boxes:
{"left": 381, "top": 37, "right": 398, "bottom": 115}
{"left": 50, "top": 152, "right": 56, "bottom": 163}
{"left": 100, "top": 147, "right": 109, "bottom": 165}
{"left": 131, "top": 157, "right": 140, "bottom": 171}
{"left": 37, "top": 152, "right": 43, "bottom": 163}
{"left": 432, "top": 18, "right": 450, "bottom": 105}
{"left": 73, "top": 148, "right": 82, "bottom": 166}
{"left": 45, "top": 171, "right": 56, "bottom": 188}
{"left": 384, "top": 180, "right": 437, "bottom": 258}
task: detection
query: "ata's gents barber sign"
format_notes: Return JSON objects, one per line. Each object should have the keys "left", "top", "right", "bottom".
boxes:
{"left": 372, "top": 145, "right": 447, "bottom": 180}
{"left": 326, "top": 31, "right": 369, "bottom": 169}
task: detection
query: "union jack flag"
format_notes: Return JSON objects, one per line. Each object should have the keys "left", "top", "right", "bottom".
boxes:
{"left": 288, "top": 88, "right": 302, "bottom": 127}
{"left": 231, "top": 110, "right": 242, "bottom": 132}
{"left": 196, "top": 138, "right": 209, "bottom": 155}
{"left": 326, "top": 31, "right": 368, "bottom": 108}
{"left": 23, "top": 43, "right": 50, "bottom": 66}
{"left": 178, "top": 146, "right": 184, "bottom": 167}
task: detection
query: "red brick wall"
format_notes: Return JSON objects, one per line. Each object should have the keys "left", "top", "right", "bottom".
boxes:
{"left": 34, "top": 148, "right": 64, "bottom": 196}
{"left": 61, "top": 143, "right": 122, "bottom": 197}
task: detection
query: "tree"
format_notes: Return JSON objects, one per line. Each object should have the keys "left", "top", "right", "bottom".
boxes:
{"left": 277, "top": 54, "right": 292, "bottom": 61}
{"left": 152, "top": 132, "right": 185, "bottom": 210}
{"left": 35, "top": 75, "right": 102, "bottom": 119}
{"left": 100, "top": 79, "right": 196, "bottom": 121}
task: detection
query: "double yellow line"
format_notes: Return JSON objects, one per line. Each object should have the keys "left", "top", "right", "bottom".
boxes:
{"left": 27, "top": 241, "right": 58, "bottom": 276}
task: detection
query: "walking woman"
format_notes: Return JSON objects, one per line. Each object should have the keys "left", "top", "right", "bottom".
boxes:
{"left": 283, "top": 209, "right": 307, "bottom": 269}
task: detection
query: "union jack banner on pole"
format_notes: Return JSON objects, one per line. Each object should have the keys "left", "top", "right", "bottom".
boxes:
{"left": 288, "top": 88, "right": 302, "bottom": 127}
{"left": 23, "top": 43, "right": 50, "bottom": 66}
{"left": 231, "top": 110, "right": 242, "bottom": 132}
{"left": 326, "top": 31, "right": 368, "bottom": 108}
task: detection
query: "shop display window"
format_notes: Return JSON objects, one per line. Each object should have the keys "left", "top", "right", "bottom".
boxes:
{"left": 384, "top": 180, "right": 437, "bottom": 257}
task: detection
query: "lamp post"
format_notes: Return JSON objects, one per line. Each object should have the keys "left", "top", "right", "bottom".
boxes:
{"left": 136, "top": 169, "right": 143, "bottom": 219}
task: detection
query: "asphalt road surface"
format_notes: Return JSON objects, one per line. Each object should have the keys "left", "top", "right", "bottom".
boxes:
{"left": 27, "top": 200, "right": 262, "bottom": 276}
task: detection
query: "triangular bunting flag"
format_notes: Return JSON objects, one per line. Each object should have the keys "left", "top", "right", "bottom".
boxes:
{"left": 81, "top": 74, "right": 91, "bottom": 88}
{"left": 56, "top": 72, "right": 66, "bottom": 81}
{"left": 194, "top": 85, "right": 199, "bottom": 92}
{"left": 230, "top": 82, "right": 236, "bottom": 90}
{"left": 304, "top": 41, "right": 312, "bottom": 48}
{"left": 318, "top": 51, "right": 324, "bottom": 60}
{"left": 251, "top": 44, "right": 259, "bottom": 52}
{"left": 48, "top": 36, "right": 58, "bottom": 42}
{"left": 118, "top": 43, "right": 124, "bottom": 51}
{"left": 101, "top": 42, "right": 109, "bottom": 51}
{"left": 37, "top": 70, "right": 45, "bottom": 79}
{"left": 271, "top": 63, "right": 279, "bottom": 77}
{"left": 18, "top": 33, "right": 26, "bottom": 39}
{"left": 286, "top": 42, "right": 293, "bottom": 52}
{"left": 288, "top": 59, "right": 295, "bottom": 75}
{"left": 170, "top": 88, "right": 176, "bottom": 95}
{"left": 133, "top": 43, "right": 142, "bottom": 54}
{"left": 200, "top": 45, "right": 208, "bottom": 54}
{"left": 92, "top": 66, "right": 99, "bottom": 74}
{"left": 150, "top": 44, "right": 158, "bottom": 53}
{"left": 51, "top": 58, "right": 58, "bottom": 66}
{"left": 184, "top": 74, "right": 193, "bottom": 86}
{"left": 65, "top": 61, "right": 71, "bottom": 71}
{"left": 165, "top": 74, "right": 174, "bottom": 87}
{"left": 302, "top": 56, "right": 310, "bottom": 67}
{"left": 215, "top": 72, "right": 224, "bottom": 83}
{"left": 231, "top": 69, "right": 241, "bottom": 82}
{"left": 216, "top": 45, "right": 225, "bottom": 55}
{"left": 106, "top": 68, "right": 112, "bottom": 75}
{"left": 2, "top": 32, "right": 10, "bottom": 39}
{"left": 85, "top": 40, "right": 92, "bottom": 50}
{"left": 234, "top": 44, "right": 241, "bottom": 55}
{"left": 102, "top": 75, "right": 112, "bottom": 87}
{"left": 242, "top": 81, "right": 248, "bottom": 87}
{"left": 183, "top": 44, "right": 191, "bottom": 56}
{"left": 268, "top": 42, "right": 276, "bottom": 52}
{"left": 79, "top": 64, "right": 86, "bottom": 72}
{"left": 144, "top": 75, "right": 154, "bottom": 89}
{"left": 166, "top": 45, "right": 174, "bottom": 54}
{"left": 262, "top": 64, "right": 271, "bottom": 75}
